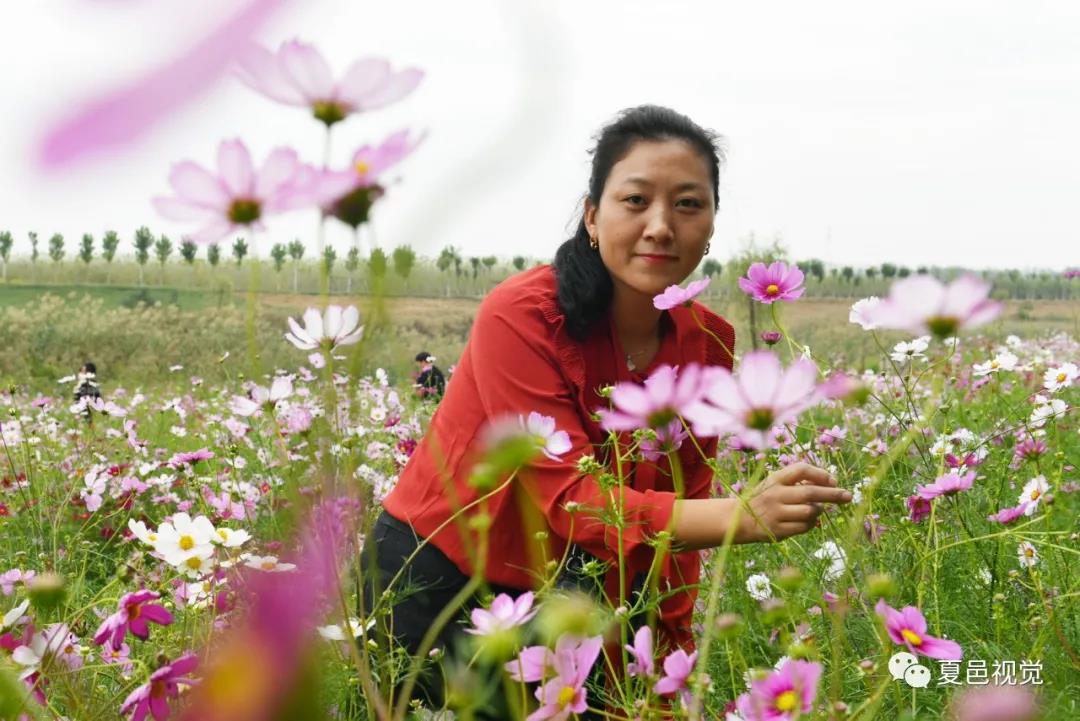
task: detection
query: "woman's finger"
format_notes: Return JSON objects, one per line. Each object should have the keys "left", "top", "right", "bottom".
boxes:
{"left": 771, "top": 462, "right": 837, "bottom": 488}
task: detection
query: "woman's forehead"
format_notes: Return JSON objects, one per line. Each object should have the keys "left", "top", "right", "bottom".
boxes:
{"left": 607, "top": 139, "right": 711, "bottom": 187}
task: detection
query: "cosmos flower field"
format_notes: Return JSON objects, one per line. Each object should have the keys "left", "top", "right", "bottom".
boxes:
{"left": 0, "top": 268, "right": 1077, "bottom": 721}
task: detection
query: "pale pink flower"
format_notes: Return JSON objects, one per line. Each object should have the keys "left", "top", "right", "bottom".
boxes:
{"left": 285, "top": 306, "right": 364, "bottom": 351}
{"left": 736, "top": 659, "right": 822, "bottom": 721}
{"left": 529, "top": 635, "right": 603, "bottom": 721}
{"left": 624, "top": 625, "right": 654, "bottom": 677}
{"left": 875, "top": 599, "right": 962, "bottom": 659}
{"left": 868, "top": 274, "right": 1002, "bottom": 338}
{"left": 915, "top": 471, "right": 975, "bottom": 500}
{"left": 505, "top": 645, "right": 554, "bottom": 683}
{"left": 987, "top": 502, "right": 1029, "bottom": 525}
{"left": 950, "top": 684, "right": 1038, "bottom": 721}
{"left": 153, "top": 139, "right": 347, "bottom": 244}
{"left": 465, "top": 591, "right": 537, "bottom": 636}
{"left": 598, "top": 364, "right": 708, "bottom": 432}
{"left": 653, "top": 649, "right": 700, "bottom": 707}
{"left": 683, "top": 351, "right": 819, "bottom": 450}
{"left": 230, "top": 377, "right": 293, "bottom": 417}
{"left": 324, "top": 129, "right": 428, "bottom": 228}
{"left": 640, "top": 419, "right": 689, "bottom": 461}
{"left": 236, "top": 41, "right": 423, "bottom": 126}
{"left": 653, "top": 277, "right": 711, "bottom": 310}
{"left": 738, "top": 262, "right": 805, "bottom": 304}
{"left": 849, "top": 296, "right": 882, "bottom": 330}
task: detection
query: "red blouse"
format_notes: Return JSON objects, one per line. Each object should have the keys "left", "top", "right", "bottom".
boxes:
{"left": 383, "top": 265, "right": 735, "bottom": 650}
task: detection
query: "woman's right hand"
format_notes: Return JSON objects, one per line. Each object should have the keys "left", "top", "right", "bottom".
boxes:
{"left": 736, "top": 462, "right": 853, "bottom": 543}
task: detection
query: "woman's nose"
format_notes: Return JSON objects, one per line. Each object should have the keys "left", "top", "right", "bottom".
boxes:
{"left": 643, "top": 205, "right": 675, "bottom": 243}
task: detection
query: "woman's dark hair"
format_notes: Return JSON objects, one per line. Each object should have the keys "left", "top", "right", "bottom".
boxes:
{"left": 82, "top": 362, "right": 97, "bottom": 374}
{"left": 553, "top": 105, "right": 724, "bottom": 339}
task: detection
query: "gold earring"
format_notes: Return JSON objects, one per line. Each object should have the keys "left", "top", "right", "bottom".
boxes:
{"left": 589, "top": 236, "right": 599, "bottom": 250}
{"left": 704, "top": 242, "right": 711, "bottom": 254}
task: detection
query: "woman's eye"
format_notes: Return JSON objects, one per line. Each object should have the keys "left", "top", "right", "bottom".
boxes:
{"left": 624, "top": 195, "right": 646, "bottom": 206}
{"left": 677, "top": 198, "right": 703, "bottom": 208}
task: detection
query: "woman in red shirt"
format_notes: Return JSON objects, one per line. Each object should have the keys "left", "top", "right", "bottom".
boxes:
{"left": 367, "top": 105, "right": 851, "bottom": 715}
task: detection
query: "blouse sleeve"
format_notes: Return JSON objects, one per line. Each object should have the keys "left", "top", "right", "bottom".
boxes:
{"left": 468, "top": 300, "right": 677, "bottom": 570}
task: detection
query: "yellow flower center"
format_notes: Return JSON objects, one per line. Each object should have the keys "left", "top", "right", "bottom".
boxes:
{"left": 1025, "top": 546, "right": 1035, "bottom": 558}
{"left": 262, "top": 560, "right": 277, "bottom": 570}
{"left": 148, "top": 533, "right": 157, "bottom": 542}
{"left": 775, "top": 690, "right": 798, "bottom": 712}
{"left": 1057, "top": 372, "right": 1067, "bottom": 383}
{"left": 766, "top": 283, "right": 780, "bottom": 296}
{"left": 355, "top": 160, "right": 370, "bottom": 175}
{"left": 179, "top": 535, "right": 195, "bottom": 551}
{"left": 991, "top": 361, "right": 1000, "bottom": 368}
{"left": 557, "top": 685, "right": 576, "bottom": 708}
{"left": 1030, "top": 490, "right": 1041, "bottom": 501}
{"left": 218, "top": 530, "right": 230, "bottom": 541}
{"left": 185, "top": 556, "right": 204, "bottom": 570}
{"left": 901, "top": 628, "right": 923, "bottom": 646}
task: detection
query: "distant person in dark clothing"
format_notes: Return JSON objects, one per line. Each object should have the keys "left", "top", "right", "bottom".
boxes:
{"left": 413, "top": 351, "right": 445, "bottom": 400}
{"left": 73, "top": 362, "right": 102, "bottom": 418}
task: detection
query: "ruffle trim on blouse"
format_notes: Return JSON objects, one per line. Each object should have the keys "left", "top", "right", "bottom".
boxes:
{"left": 538, "top": 294, "right": 588, "bottom": 391}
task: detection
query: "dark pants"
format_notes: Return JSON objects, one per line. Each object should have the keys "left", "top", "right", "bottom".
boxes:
{"left": 360, "top": 511, "right": 526, "bottom": 718}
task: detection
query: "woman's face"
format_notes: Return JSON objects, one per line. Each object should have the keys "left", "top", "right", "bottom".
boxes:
{"left": 584, "top": 139, "right": 715, "bottom": 301}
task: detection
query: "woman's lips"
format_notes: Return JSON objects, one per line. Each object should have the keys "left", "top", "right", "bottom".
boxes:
{"left": 635, "top": 253, "right": 678, "bottom": 264}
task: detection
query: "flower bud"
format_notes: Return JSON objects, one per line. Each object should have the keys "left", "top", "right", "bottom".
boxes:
{"left": 761, "top": 330, "right": 783, "bottom": 346}
{"left": 28, "top": 572, "right": 66, "bottom": 613}
{"left": 536, "top": 591, "right": 605, "bottom": 643}
{"left": 715, "top": 612, "right": 743, "bottom": 640}
{"left": 866, "top": 572, "right": 896, "bottom": 600}
{"left": 776, "top": 566, "right": 804, "bottom": 591}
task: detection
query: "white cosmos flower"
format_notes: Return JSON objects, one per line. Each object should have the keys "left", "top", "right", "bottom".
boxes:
{"left": 890, "top": 336, "right": 930, "bottom": 364}
{"left": 849, "top": 297, "right": 882, "bottom": 330}
{"left": 2, "top": 599, "right": 29, "bottom": 631}
{"left": 173, "top": 548, "right": 216, "bottom": 578}
{"left": 1019, "top": 475, "right": 1050, "bottom": 516}
{"left": 1030, "top": 398, "right": 1068, "bottom": 429}
{"left": 1017, "top": 541, "right": 1038, "bottom": 568}
{"left": 1044, "top": 363, "right": 1078, "bottom": 392}
{"left": 317, "top": 616, "right": 374, "bottom": 641}
{"left": 230, "top": 376, "right": 293, "bottom": 417}
{"left": 812, "top": 541, "right": 848, "bottom": 583}
{"left": 284, "top": 305, "right": 363, "bottom": 351}
{"left": 242, "top": 554, "right": 297, "bottom": 572}
{"left": 213, "top": 527, "right": 252, "bottom": 548}
{"left": 127, "top": 519, "right": 159, "bottom": 547}
{"left": 746, "top": 573, "right": 773, "bottom": 601}
{"left": 973, "top": 351, "right": 1018, "bottom": 377}
{"left": 12, "top": 623, "right": 72, "bottom": 679}
{"left": 154, "top": 513, "right": 217, "bottom": 560}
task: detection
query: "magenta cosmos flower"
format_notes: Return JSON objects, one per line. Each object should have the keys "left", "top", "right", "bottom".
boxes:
{"left": 868, "top": 274, "right": 1002, "bottom": 338}
{"left": 597, "top": 364, "right": 708, "bottom": 432}
{"left": 987, "top": 501, "right": 1029, "bottom": 525}
{"left": 324, "top": 129, "right": 428, "bottom": 229}
{"left": 914, "top": 470, "right": 975, "bottom": 500}
{"left": 153, "top": 139, "right": 350, "bottom": 244}
{"left": 653, "top": 277, "right": 711, "bottom": 310}
{"left": 465, "top": 591, "right": 537, "bottom": 636}
{"left": 875, "top": 599, "right": 962, "bottom": 660}
{"left": 738, "top": 262, "right": 805, "bottom": 304}
{"left": 735, "top": 659, "right": 822, "bottom": 721}
{"left": 94, "top": 590, "right": 174, "bottom": 651}
{"left": 683, "top": 351, "right": 819, "bottom": 450}
{"left": 120, "top": 652, "right": 199, "bottom": 721}
{"left": 236, "top": 40, "right": 423, "bottom": 127}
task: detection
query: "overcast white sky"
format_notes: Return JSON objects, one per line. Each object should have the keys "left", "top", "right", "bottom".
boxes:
{"left": 2, "top": 0, "right": 1079, "bottom": 270}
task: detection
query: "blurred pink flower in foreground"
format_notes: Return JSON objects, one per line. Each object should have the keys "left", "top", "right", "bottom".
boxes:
{"left": 683, "top": 351, "right": 820, "bottom": 450}
{"left": 869, "top": 274, "right": 1002, "bottom": 338}
{"left": 738, "top": 262, "right": 805, "bottom": 304}
{"left": 597, "top": 364, "right": 708, "bottom": 432}
{"left": 875, "top": 599, "right": 962, "bottom": 660}
{"left": 153, "top": 139, "right": 352, "bottom": 244}
{"left": 324, "top": 129, "right": 428, "bottom": 229}
{"left": 39, "top": 0, "right": 284, "bottom": 169}
{"left": 236, "top": 41, "right": 423, "bottom": 126}
{"left": 653, "top": 277, "right": 711, "bottom": 310}
{"left": 950, "top": 684, "right": 1039, "bottom": 721}
{"left": 735, "top": 659, "right": 822, "bottom": 721}
{"left": 284, "top": 305, "right": 364, "bottom": 352}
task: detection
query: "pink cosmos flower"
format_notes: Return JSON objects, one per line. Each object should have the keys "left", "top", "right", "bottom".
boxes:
{"left": 950, "top": 685, "right": 1039, "bottom": 721}
{"left": 324, "top": 130, "right": 428, "bottom": 229}
{"left": 39, "top": 0, "right": 284, "bottom": 169}
{"left": 101, "top": 641, "right": 134, "bottom": 675}
{"left": 816, "top": 425, "right": 847, "bottom": 448}
{"left": 987, "top": 502, "right": 1029, "bottom": 525}
{"left": 653, "top": 649, "right": 700, "bottom": 707}
{"left": 94, "top": 590, "right": 174, "bottom": 651}
{"left": 598, "top": 364, "right": 708, "bottom": 432}
{"left": 907, "top": 495, "right": 931, "bottom": 523}
{"left": 1, "top": 569, "right": 35, "bottom": 596}
{"left": 120, "top": 652, "right": 199, "bottom": 721}
{"left": 683, "top": 351, "right": 819, "bottom": 450}
{"left": 875, "top": 599, "right": 962, "bottom": 659}
{"left": 624, "top": 625, "right": 654, "bottom": 677}
{"left": 521, "top": 412, "right": 573, "bottom": 461}
{"left": 465, "top": 591, "right": 538, "bottom": 636}
{"left": 653, "top": 277, "right": 711, "bottom": 310}
{"left": 284, "top": 306, "right": 364, "bottom": 352}
{"left": 760, "top": 330, "right": 783, "bottom": 346}
{"left": 153, "top": 139, "right": 348, "bottom": 244}
{"left": 915, "top": 471, "right": 975, "bottom": 500}
{"left": 735, "top": 659, "right": 822, "bottom": 721}
{"left": 640, "top": 419, "right": 689, "bottom": 461}
{"left": 505, "top": 645, "right": 554, "bottom": 683}
{"left": 529, "top": 635, "right": 603, "bottom": 721}
{"left": 868, "top": 274, "right": 1002, "bottom": 338}
{"left": 738, "top": 262, "right": 805, "bottom": 304}
{"left": 166, "top": 449, "right": 214, "bottom": 469}
{"left": 236, "top": 41, "right": 423, "bottom": 126}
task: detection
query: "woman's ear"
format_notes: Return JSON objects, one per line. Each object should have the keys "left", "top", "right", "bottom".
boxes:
{"left": 583, "top": 197, "right": 598, "bottom": 239}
